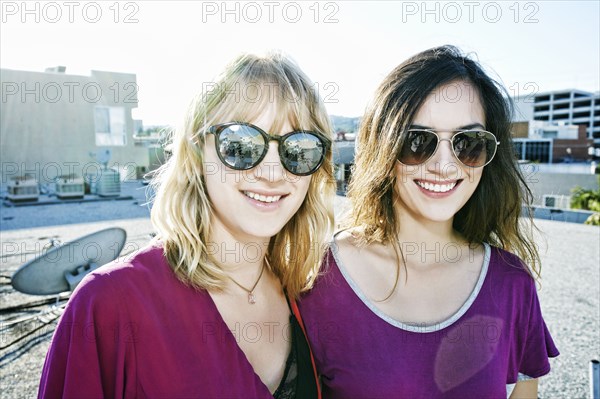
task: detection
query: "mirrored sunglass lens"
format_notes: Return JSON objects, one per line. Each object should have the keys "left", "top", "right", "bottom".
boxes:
{"left": 399, "top": 130, "right": 438, "bottom": 165}
{"left": 281, "top": 133, "right": 325, "bottom": 175}
{"left": 453, "top": 131, "right": 496, "bottom": 167}
{"left": 218, "top": 125, "right": 266, "bottom": 169}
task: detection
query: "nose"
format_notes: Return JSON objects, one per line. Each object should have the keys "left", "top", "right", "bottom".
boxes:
{"left": 253, "top": 142, "right": 285, "bottom": 182}
{"left": 426, "top": 136, "right": 460, "bottom": 176}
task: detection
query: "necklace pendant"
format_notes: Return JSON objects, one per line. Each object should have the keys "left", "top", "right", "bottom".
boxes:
{"left": 248, "top": 292, "right": 256, "bottom": 304}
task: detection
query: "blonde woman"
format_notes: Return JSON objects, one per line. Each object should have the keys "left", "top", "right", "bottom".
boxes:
{"left": 299, "top": 46, "right": 558, "bottom": 398}
{"left": 39, "top": 52, "right": 334, "bottom": 398}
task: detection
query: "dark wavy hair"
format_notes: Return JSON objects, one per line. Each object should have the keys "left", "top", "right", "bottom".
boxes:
{"left": 346, "top": 45, "right": 540, "bottom": 286}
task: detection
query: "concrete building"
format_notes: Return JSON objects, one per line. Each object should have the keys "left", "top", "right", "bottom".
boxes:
{"left": 1, "top": 66, "right": 148, "bottom": 183}
{"left": 512, "top": 122, "right": 594, "bottom": 163}
{"left": 514, "top": 89, "right": 600, "bottom": 142}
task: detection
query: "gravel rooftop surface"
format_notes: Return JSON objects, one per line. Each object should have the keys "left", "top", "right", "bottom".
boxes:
{"left": 0, "top": 186, "right": 598, "bottom": 398}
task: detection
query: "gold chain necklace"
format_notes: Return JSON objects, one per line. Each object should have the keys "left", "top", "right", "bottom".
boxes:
{"left": 227, "top": 257, "right": 268, "bottom": 304}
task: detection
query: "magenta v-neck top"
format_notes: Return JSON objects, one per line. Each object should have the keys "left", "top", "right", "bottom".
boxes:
{"left": 298, "top": 243, "right": 559, "bottom": 398}
{"left": 38, "top": 243, "right": 317, "bottom": 398}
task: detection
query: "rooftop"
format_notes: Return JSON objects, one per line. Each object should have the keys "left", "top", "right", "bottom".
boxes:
{"left": 0, "top": 194, "right": 598, "bottom": 397}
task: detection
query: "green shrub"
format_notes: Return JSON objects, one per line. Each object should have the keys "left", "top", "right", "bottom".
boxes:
{"left": 570, "top": 186, "right": 600, "bottom": 211}
{"left": 571, "top": 185, "right": 600, "bottom": 225}
{"left": 584, "top": 213, "right": 600, "bottom": 226}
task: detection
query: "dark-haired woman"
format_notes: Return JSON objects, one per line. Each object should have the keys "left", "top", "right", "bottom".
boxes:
{"left": 299, "top": 46, "right": 559, "bottom": 398}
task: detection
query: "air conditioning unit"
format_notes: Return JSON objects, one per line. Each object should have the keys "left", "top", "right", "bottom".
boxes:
{"left": 55, "top": 175, "right": 85, "bottom": 199}
{"left": 96, "top": 168, "right": 121, "bottom": 197}
{"left": 543, "top": 194, "right": 571, "bottom": 209}
{"left": 84, "top": 173, "right": 97, "bottom": 194}
{"left": 7, "top": 176, "right": 39, "bottom": 202}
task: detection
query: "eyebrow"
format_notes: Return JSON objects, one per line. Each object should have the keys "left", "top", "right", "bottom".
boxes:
{"left": 409, "top": 123, "right": 486, "bottom": 131}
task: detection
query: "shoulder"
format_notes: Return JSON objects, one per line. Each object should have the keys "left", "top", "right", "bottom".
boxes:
{"left": 67, "top": 242, "right": 171, "bottom": 311}
{"left": 488, "top": 246, "right": 533, "bottom": 276}
{"left": 484, "top": 250, "right": 559, "bottom": 379}
{"left": 329, "top": 227, "right": 375, "bottom": 253}
{"left": 313, "top": 229, "right": 364, "bottom": 284}
{"left": 299, "top": 232, "right": 351, "bottom": 302}
{"left": 302, "top": 228, "right": 389, "bottom": 302}
{"left": 486, "top": 245, "right": 537, "bottom": 296}
{"left": 328, "top": 228, "right": 391, "bottom": 270}
{"left": 79, "top": 241, "right": 166, "bottom": 285}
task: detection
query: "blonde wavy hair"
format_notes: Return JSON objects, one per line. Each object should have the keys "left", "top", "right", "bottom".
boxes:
{"left": 150, "top": 52, "right": 335, "bottom": 298}
{"left": 346, "top": 46, "right": 541, "bottom": 295}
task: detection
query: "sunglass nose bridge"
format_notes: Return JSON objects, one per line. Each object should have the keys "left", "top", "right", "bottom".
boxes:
{"left": 255, "top": 144, "right": 287, "bottom": 182}
{"left": 429, "top": 137, "right": 457, "bottom": 165}
{"left": 437, "top": 137, "right": 454, "bottom": 146}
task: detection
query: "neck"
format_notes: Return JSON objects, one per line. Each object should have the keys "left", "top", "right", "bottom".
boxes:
{"left": 395, "top": 211, "right": 467, "bottom": 268}
{"left": 396, "top": 217, "right": 459, "bottom": 244}
{"left": 208, "top": 224, "right": 270, "bottom": 275}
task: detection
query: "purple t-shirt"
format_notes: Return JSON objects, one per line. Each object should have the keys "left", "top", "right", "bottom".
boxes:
{"left": 298, "top": 242, "right": 559, "bottom": 398}
{"left": 38, "top": 243, "right": 300, "bottom": 398}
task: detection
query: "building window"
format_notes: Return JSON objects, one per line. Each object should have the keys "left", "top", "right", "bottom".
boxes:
{"left": 554, "top": 93, "right": 571, "bottom": 100}
{"left": 573, "top": 111, "right": 591, "bottom": 119}
{"left": 525, "top": 141, "right": 551, "bottom": 163}
{"left": 573, "top": 100, "right": 592, "bottom": 108}
{"left": 553, "top": 102, "right": 570, "bottom": 110}
{"left": 553, "top": 113, "right": 569, "bottom": 120}
{"left": 534, "top": 115, "right": 549, "bottom": 121}
{"left": 534, "top": 95, "right": 550, "bottom": 103}
{"left": 513, "top": 140, "right": 551, "bottom": 163}
{"left": 534, "top": 105, "right": 550, "bottom": 112}
{"left": 95, "top": 106, "right": 126, "bottom": 146}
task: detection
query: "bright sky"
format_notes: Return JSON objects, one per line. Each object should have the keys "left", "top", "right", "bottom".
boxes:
{"left": 1, "top": 0, "right": 599, "bottom": 126}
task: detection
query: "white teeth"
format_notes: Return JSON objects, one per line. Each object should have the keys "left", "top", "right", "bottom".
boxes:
{"left": 243, "top": 191, "right": 282, "bottom": 203}
{"left": 416, "top": 181, "right": 457, "bottom": 193}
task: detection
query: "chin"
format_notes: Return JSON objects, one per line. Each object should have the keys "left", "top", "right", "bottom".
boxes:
{"left": 245, "top": 222, "right": 288, "bottom": 240}
{"left": 423, "top": 215, "right": 455, "bottom": 223}
{"left": 417, "top": 207, "right": 459, "bottom": 223}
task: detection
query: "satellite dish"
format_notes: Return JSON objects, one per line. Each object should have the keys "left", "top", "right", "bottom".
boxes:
{"left": 88, "top": 148, "right": 112, "bottom": 169}
{"left": 11, "top": 227, "right": 127, "bottom": 295}
{"left": 97, "top": 148, "right": 112, "bottom": 164}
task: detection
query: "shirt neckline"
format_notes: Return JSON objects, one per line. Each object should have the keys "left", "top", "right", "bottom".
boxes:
{"left": 204, "top": 288, "right": 294, "bottom": 395}
{"left": 330, "top": 238, "right": 491, "bottom": 333}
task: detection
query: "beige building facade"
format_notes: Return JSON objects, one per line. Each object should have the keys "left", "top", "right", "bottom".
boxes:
{"left": 1, "top": 67, "right": 148, "bottom": 183}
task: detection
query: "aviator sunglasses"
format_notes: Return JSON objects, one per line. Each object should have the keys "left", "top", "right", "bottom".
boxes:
{"left": 398, "top": 129, "right": 500, "bottom": 168}
{"left": 206, "top": 122, "right": 329, "bottom": 176}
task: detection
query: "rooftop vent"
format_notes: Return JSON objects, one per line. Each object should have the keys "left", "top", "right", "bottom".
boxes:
{"left": 96, "top": 169, "right": 121, "bottom": 197}
{"left": 55, "top": 174, "right": 84, "bottom": 199}
{"left": 7, "top": 176, "right": 39, "bottom": 202}
{"left": 543, "top": 194, "right": 571, "bottom": 209}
